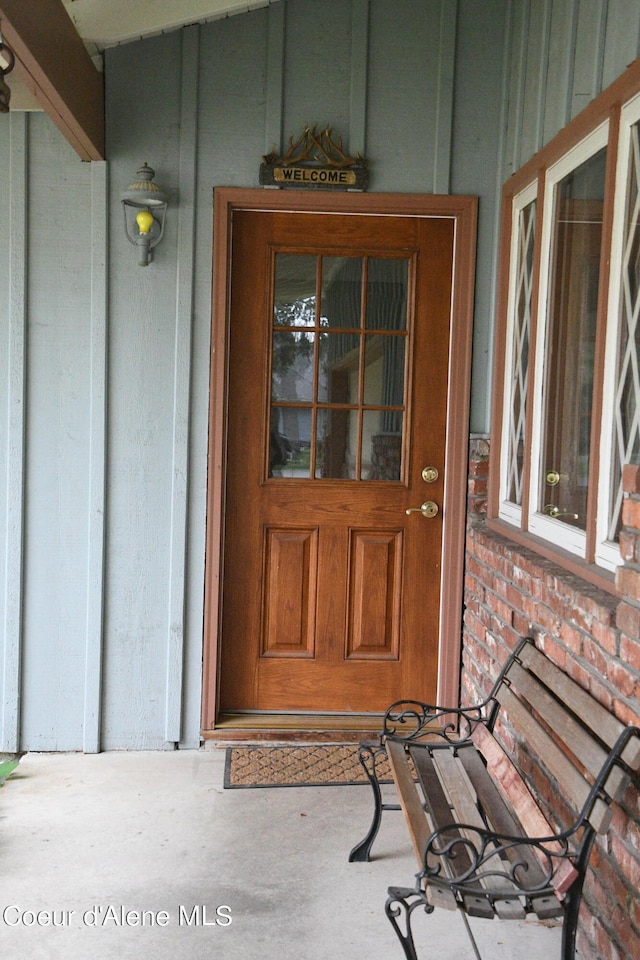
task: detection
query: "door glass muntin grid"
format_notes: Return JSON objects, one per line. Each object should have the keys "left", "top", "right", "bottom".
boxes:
{"left": 269, "top": 252, "right": 410, "bottom": 480}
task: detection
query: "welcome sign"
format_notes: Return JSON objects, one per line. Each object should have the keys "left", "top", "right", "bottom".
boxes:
{"left": 260, "top": 125, "right": 368, "bottom": 191}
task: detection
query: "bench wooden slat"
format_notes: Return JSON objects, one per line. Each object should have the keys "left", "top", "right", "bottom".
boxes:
{"left": 458, "top": 748, "right": 554, "bottom": 866}
{"left": 517, "top": 642, "right": 624, "bottom": 748}
{"left": 472, "top": 723, "right": 579, "bottom": 896}
{"left": 386, "top": 739, "right": 432, "bottom": 865}
{"left": 507, "top": 661, "right": 609, "bottom": 780}
{"left": 505, "top": 657, "right": 630, "bottom": 831}
{"left": 495, "top": 683, "right": 592, "bottom": 812}
{"left": 387, "top": 740, "right": 460, "bottom": 910}
{"left": 406, "top": 745, "right": 474, "bottom": 911}
{"left": 430, "top": 748, "right": 526, "bottom": 919}
{"left": 409, "top": 746, "right": 494, "bottom": 918}
{"left": 458, "top": 745, "right": 564, "bottom": 920}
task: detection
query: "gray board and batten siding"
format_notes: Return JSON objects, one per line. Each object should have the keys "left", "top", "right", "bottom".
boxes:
{"left": 1, "top": 0, "right": 639, "bottom": 751}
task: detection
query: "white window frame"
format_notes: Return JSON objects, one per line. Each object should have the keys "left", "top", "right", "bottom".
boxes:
{"left": 596, "top": 91, "right": 640, "bottom": 572}
{"left": 527, "top": 122, "right": 609, "bottom": 559}
{"left": 491, "top": 62, "right": 640, "bottom": 586}
{"left": 498, "top": 180, "right": 537, "bottom": 526}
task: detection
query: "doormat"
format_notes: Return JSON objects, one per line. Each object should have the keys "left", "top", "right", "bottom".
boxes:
{"left": 223, "top": 743, "right": 391, "bottom": 789}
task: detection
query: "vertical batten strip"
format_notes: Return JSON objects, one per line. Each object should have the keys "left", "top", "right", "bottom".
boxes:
{"left": 165, "top": 25, "right": 200, "bottom": 745}
{"left": 531, "top": 0, "right": 553, "bottom": 157}
{"left": 2, "top": 113, "right": 27, "bottom": 752}
{"left": 488, "top": 0, "right": 516, "bottom": 398}
{"left": 83, "top": 160, "right": 108, "bottom": 753}
{"left": 542, "top": 0, "right": 577, "bottom": 144}
{"left": 504, "top": 0, "right": 531, "bottom": 177}
{"left": 433, "top": 0, "right": 457, "bottom": 194}
{"left": 349, "top": 0, "right": 370, "bottom": 160}
{"left": 265, "top": 1, "right": 285, "bottom": 156}
{"left": 570, "top": 0, "right": 607, "bottom": 117}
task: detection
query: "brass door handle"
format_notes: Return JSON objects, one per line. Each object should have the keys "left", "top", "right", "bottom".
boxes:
{"left": 544, "top": 504, "right": 579, "bottom": 520}
{"left": 406, "top": 501, "right": 439, "bottom": 518}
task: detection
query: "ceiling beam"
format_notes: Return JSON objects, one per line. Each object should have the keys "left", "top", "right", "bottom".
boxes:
{"left": 0, "top": 0, "right": 104, "bottom": 160}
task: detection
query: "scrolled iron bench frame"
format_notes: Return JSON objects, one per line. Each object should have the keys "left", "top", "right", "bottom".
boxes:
{"left": 349, "top": 636, "right": 640, "bottom": 960}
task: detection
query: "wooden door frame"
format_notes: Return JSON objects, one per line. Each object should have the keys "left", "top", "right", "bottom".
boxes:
{"left": 201, "top": 188, "right": 477, "bottom": 732}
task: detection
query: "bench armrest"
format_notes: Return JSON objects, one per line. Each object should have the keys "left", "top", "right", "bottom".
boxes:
{"left": 420, "top": 822, "right": 578, "bottom": 898}
{"left": 383, "top": 700, "right": 489, "bottom": 744}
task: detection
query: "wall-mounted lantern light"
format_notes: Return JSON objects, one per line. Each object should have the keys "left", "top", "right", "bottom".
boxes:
{"left": 121, "top": 162, "right": 168, "bottom": 266}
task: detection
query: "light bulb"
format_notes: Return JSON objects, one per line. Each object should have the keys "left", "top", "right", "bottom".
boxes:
{"left": 136, "top": 209, "right": 154, "bottom": 235}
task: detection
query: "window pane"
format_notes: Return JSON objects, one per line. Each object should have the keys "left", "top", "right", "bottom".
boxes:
{"left": 365, "top": 411, "right": 403, "bottom": 481}
{"left": 273, "top": 254, "right": 317, "bottom": 327}
{"left": 505, "top": 198, "right": 536, "bottom": 505}
{"left": 366, "top": 259, "right": 409, "bottom": 331}
{"left": 270, "top": 408, "right": 311, "bottom": 478}
{"left": 271, "top": 331, "right": 315, "bottom": 402}
{"left": 315, "top": 408, "right": 356, "bottom": 479}
{"left": 608, "top": 121, "right": 640, "bottom": 541}
{"left": 363, "top": 335, "right": 405, "bottom": 408}
{"left": 318, "top": 332, "right": 359, "bottom": 403}
{"left": 320, "top": 256, "right": 363, "bottom": 328}
{"left": 540, "top": 147, "right": 607, "bottom": 529}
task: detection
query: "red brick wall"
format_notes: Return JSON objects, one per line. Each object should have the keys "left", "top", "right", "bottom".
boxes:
{"left": 463, "top": 441, "right": 640, "bottom": 960}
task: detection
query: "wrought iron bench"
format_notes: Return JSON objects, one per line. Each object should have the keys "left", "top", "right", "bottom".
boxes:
{"left": 349, "top": 636, "right": 640, "bottom": 960}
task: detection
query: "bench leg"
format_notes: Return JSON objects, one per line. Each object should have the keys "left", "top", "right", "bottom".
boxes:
{"left": 561, "top": 831, "right": 595, "bottom": 960}
{"left": 385, "top": 886, "right": 433, "bottom": 960}
{"left": 560, "top": 875, "right": 585, "bottom": 960}
{"left": 348, "top": 743, "right": 389, "bottom": 862}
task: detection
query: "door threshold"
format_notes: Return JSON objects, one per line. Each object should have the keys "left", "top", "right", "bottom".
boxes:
{"left": 203, "top": 712, "right": 383, "bottom": 743}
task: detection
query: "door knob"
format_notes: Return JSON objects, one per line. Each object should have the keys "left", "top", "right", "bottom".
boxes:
{"left": 406, "top": 501, "right": 439, "bottom": 518}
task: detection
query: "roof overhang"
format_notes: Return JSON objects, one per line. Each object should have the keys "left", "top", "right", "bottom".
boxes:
{"left": 0, "top": 0, "right": 278, "bottom": 161}
{"left": 0, "top": 0, "right": 105, "bottom": 159}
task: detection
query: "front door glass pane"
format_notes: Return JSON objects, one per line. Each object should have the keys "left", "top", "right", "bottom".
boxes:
{"left": 274, "top": 255, "right": 316, "bottom": 326}
{"left": 271, "top": 331, "right": 315, "bottom": 402}
{"left": 270, "top": 252, "right": 410, "bottom": 480}
{"left": 366, "top": 259, "right": 409, "bottom": 330}
{"left": 318, "top": 333, "right": 359, "bottom": 403}
{"left": 363, "top": 410, "right": 403, "bottom": 480}
{"left": 321, "top": 257, "right": 363, "bottom": 328}
{"left": 540, "top": 147, "right": 607, "bottom": 528}
{"left": 316, "top": 408, "right": 355, "bottom": 479}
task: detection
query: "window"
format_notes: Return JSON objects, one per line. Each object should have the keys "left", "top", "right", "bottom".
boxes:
{"left": 499, "top": 182, "right": 537, "bottom": 525}
{"left": 492, "top": 67, "right": 640, "bottom": 581}
{"left": 598, "top": 93, "right": 640, "bottom": 569}
{"left": 270, "top": 253, "right": 410, "bottom": 481}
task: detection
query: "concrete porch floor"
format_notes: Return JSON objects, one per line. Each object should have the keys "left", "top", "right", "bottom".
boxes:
{"left": 0, "top": 748, "right": 562, "bottom": 959}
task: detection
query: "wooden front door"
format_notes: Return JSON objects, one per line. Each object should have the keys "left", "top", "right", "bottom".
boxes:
{"left": 204, "top": 190, "right": 476, "bottom": 727}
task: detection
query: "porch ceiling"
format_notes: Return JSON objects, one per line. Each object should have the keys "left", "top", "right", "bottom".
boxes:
{"left": 0, "top": 0, "right": 278, "bottom": 158}
{"left": 61, "top": 0, "right": 277, "bottom": 51}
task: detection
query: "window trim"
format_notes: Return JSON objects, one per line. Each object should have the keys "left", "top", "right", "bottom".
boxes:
{"left": 596, "top": 91, "right": 640, "bottom": 571}
{"left": 527, "top": 122, "right": 609, "bottom": 558}
{"left": 489, "top": 58, "right": 640, "bottom": 593}
{"left": 497, "top": 180, "right": 537, "bottom": 528}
